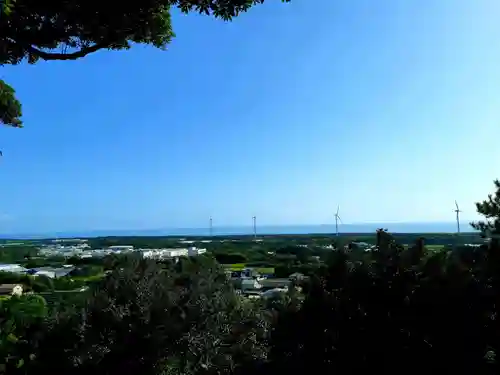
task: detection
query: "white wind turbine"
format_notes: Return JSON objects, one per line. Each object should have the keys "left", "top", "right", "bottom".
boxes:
{"left": 454, "top": 200, "right": 462, "bottom": 234}
{"left": 334, "top": 206, "right": 343, "bottom": 237}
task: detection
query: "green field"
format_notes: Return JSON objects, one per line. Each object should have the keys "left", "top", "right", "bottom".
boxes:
{"left": 403, "top": 244, "right": 446, "bottom": 251}
{"left": 223, "top": 264, "right": 275, "bottom": 275}
{"left": 425, "top": 244, "right": 445, "bottom": 251}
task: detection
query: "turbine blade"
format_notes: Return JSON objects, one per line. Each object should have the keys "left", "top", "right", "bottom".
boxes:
{"left": 336, "top": 205, "right": 339, "bottom": 215}
{"left": 338, "top": 216, "right": 343, "bottom": 224}
{"left": 455, "top": 200, "right": 459, "bottom": 210}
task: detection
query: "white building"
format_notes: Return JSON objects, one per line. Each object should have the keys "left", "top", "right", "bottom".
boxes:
{"left": 0, "top": 264, "right": 28, "bottom": 274}
{"left": 166, "top": 248, "right": 189, "bottom": 257}
{"left": 241, "top": 278, "right": 262, "bottom": 291}
{"left": 289, "top": 272, "right": 305, "bottom": 281}
{"left": 188, "top": 247, "right": 206, "bottom": 256}
{"left": 32, "top": 266, "right": 75, "bottom": 279}
{"left": 141, "top": 248, "right": 188, "bottom": 259}
{"left": 108, "top": 245, "right": 134, "bottom": 252}
{"left": 142, "top": 247, "right": 206, "bottom": 260}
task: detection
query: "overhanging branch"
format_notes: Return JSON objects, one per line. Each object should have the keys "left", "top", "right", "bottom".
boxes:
{"left": 25, "top": 42, "right": 109, "bottom": 61}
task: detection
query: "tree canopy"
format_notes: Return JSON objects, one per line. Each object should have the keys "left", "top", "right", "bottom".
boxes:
{"left": 0, "top": 0, "right": 290, "bottom": 127}
{"left": 0, "top": 80, "right": 22, "bottom": 127}
{"left": 471, "top": 179, "right": 500, "bottom": 237}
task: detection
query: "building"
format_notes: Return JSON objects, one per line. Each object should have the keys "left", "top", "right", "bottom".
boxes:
{"left": 31, "top": 266, "right": 75, "bottom": 279}
{"left": 261, "top": 287, "right": 288, "bottom": 299}
{"left": 350, "top": 242, "right": 372, "bottom": 249}
{"left": 0, "top": 264, "right": 28, "bottom": 274}
{"left": 142, "top": 247, "right": 206, "bottom": 260}
{"left": 108, "top": 245, "right": 134, "bottom": 252}
{"left": 143, "top": 248, "right": 189, "bottom": 259}
{"left": 0, "top": 284, "right": 23, "bottom": 296}
{"left": 52, "top": 238, "right": 88, "bottom": 243}
{"left": 166, "top": 249, "right": 189, "bottom": 257}
{"left": 260, "top": 278, "right": 291, "bottom": 289}
{"left": 241, "top": 278, "right": 262, "bottom": 291}
{"left": 188, "top": 247, "right": 206, "bottom": 256}
{"left": 289, "top": 272, "right": 305, "bottom": 281}
{"left": 39, "top": 242, "right": 91, "bottom": 258}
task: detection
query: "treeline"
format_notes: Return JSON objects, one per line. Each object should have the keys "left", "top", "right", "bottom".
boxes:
{"left": 351, "top": 232, "right": 483, "bottom": 246}
{"left": 0, "top": 245, "right": 38, "bottom": 264}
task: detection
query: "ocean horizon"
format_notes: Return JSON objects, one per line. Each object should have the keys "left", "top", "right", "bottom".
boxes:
{"left": 0, "top": 221, "right": 478, "bottom": 239}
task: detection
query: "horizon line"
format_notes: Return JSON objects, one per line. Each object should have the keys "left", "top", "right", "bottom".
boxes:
{"left": 0, "top": 221, "right": 478, "bottom": 238}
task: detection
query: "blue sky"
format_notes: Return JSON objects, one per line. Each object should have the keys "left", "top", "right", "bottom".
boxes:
{"left": 1, "top": 0, "right": 499, "bottom": 233}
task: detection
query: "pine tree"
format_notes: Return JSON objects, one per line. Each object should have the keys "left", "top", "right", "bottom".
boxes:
{"left": 471, "top": 179, "right": 500, "bottom": 237}
{"left": 471, "top": 179, "right": 500, "bottom": 373}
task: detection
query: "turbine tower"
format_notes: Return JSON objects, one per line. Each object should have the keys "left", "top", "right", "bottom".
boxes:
{"left": 209, "top": 216, "right": 213, "bottom": 237}
{"left": 252, "top": 216, "right": 257, "bottom": 239}
{"left": 334, "top": 206, "right": 343, "bottom": 237}
{"left": 454, "top": 200, "right": 462, "bottom": 234}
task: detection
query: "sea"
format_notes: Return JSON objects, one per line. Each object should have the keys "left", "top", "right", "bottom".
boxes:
{"left": 0, "top": 222, "right": 478, "bottom": 239}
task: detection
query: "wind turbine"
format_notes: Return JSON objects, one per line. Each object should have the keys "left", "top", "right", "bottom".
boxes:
{"left": 454, "top": 200, "right": 462, "bottom": 234}
{"left": 334, "top": 206, "right": 342, "bottom": 237}
{"left": 252, "top": 216, "right": 257, "bottom": 239}
{"left": 209, "top": 216, "right": 213, "bottom": 237}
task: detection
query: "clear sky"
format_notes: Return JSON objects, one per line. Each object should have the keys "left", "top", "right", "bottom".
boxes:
{"left": 1, "top": 0, "right": 499, "bottom": 233}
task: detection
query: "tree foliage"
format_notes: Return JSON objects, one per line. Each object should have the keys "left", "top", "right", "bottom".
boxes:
{"left": 259, "top": 183, "right": 500, "bottom": 375}
{"left": 0, "top": 80, "right": 22, "bottom": 127}
{"left": 471, "top": 179, "right": 500, "bottom": 236}
{"left": 0, "top": 0, "right": 289, "bottom": 127}
{"left": 20, "top": 256, "right": 268, "bottom": 375}
{"left": 0, "top": 294, "right": 47, "bottom": 374}
{"left": 262, "top": 235, "right": 497, "bottom": 375}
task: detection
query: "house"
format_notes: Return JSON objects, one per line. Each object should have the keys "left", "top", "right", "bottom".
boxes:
{"left": 166, "top": 249, "right": 189, "bottom": 257}
{"left": 261, "top": 287, "right": 288, "bottom": 299}
{"left": 0, "top": 284, "right": 23, "bottom": 296}
{"left": 241, "top": 278, "right": 262, "bottom": 291}
{"left": 350, "top": 242, "right": 373, "bottom": 250}
{"left": 31, "top": 266, "right": 75, "bottom": 279}
{"left": 289, "top": 272, "right": 305, "bottom": 281}
{"left": 108, "top": 245, "right": 134, "bottom": 252}
{"left": 241, "top": 268, "right": 257, "bottom": 278}
{"left": 0, "top": 264, "right": 28, "bottom": 274}
{"left": 188, "top": 247, "right": 206, "bottom": 256}
{"left": 260, "top": 278, "right": 291, "bottom": 289}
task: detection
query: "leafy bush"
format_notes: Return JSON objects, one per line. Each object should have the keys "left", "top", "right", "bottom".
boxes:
{"left": 18, "top": 257, "right": 268, "bottom": 375}
{"left": 262, "top": 230, "right": 499, "bottom": 375}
